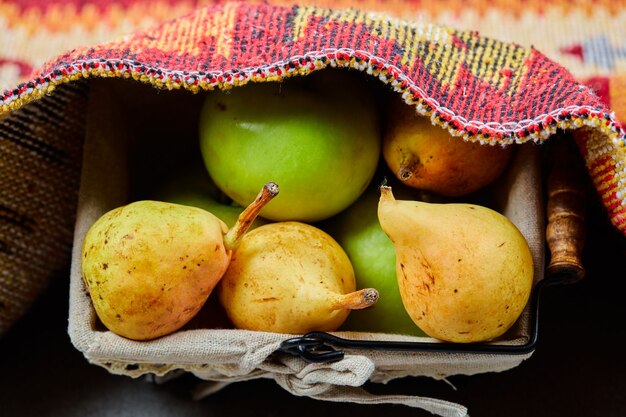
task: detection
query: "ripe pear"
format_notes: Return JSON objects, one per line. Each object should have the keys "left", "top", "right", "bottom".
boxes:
{"left": 382, "top": 96, "right": 513, "bottom": 197}
{"left": 322, "top": 180, "right": 426, "bottom": 336}
{"left": 377, "top": 186, "right": 533, "bottom": 343}
{"left": 218, "top": 221, "right": 379, "bottom": 334}
{"left": 81, "top": 182, "right": 278, "bottom": 341}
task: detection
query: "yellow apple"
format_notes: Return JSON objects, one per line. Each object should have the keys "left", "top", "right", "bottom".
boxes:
{"left": 382, "top": 96, "right": 513, "bottom": 197}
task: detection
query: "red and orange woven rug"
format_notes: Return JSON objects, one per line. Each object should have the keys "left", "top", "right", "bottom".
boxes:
{"left": 0, "top": 0, "right": 625, "bottom": 334}
{"left": 2, "top": 0, "right": 626, "bottom": 115}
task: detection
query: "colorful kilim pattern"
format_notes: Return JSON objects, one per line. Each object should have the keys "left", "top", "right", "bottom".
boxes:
{"left": 1, "top": 1, "right": 626, "bottom": 335}
{"left": 1, "top": 1, "right": 626, "bottom": 83}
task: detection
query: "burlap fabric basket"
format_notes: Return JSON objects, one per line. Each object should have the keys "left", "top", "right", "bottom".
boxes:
{"left": 2, "top": 2, "right": 626, "bottom": 416}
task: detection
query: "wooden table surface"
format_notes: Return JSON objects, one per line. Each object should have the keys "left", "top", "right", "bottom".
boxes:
{"left": 1, "top": 194, "right": 625, "bottom": 417}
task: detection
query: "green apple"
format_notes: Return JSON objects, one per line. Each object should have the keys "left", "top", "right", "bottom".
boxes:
{"left": 198, "top": 69, "right": 381, "bottom": 222}
{"left": 321, "top": 178, "right": 426, "bottom": 336}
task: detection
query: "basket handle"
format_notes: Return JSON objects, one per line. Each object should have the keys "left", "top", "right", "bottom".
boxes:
{"left": 545, "top": 134, "right": 587, "bottom": 283}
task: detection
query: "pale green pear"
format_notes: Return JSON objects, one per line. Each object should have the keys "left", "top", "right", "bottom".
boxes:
{"left": 154, "top": 165, "right": 268, "bottom": 229}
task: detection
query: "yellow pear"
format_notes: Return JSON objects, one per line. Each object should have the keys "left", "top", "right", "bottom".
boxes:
{"left": 382, "top": 96, "right": 513, "bottom": 197}
{"left": 377, "top": 186, "right": 533, "bottom": 343}
{"left": 218, "top": 221, "right": 379, "bottom": 334}
{"left": 81, "top": 182, "right": 278, "bottom": 340}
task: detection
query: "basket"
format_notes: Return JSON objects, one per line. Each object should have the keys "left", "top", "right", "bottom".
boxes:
{"left": 67, "top": 74, "right": 546, "bottom": 417}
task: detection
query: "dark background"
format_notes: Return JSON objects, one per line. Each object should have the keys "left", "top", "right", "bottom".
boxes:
{"left": 1, "top": 182, "right": 625, "bottom": 417}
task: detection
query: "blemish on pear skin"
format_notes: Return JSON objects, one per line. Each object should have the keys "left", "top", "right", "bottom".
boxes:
{"left": 399, "top": 263, "right": 409, "bottom": 281}
{"left": 498, "top": 242, "right": 506, "bottom": 247}
{"left": 423, "top": 266, "right": 436, "bottom": 285}
{"left": 257, "top": 297, "right": 279, "bottom": 302}
{"left": 102, "top": 263, "right": 108, "bottom": 270}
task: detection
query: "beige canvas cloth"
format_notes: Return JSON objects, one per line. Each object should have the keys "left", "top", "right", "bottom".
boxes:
{"left": 67, "top": 80, "right": 545, "bottom": 417}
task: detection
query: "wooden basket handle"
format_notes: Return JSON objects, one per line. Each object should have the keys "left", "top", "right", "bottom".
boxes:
{"left": 545, "top": 134, "right": 588, "bottom": 283}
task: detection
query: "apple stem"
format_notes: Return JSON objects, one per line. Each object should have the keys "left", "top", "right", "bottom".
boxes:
{"left": 331, "top": 288, "right": 379, "bottom": 311}
{"left": 223, "top": 182, "right": 279, "bottom": 250}
{"left": 379, "top": 185, "right": 396, "bottom": 202}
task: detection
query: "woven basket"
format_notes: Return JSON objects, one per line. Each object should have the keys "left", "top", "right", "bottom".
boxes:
{"left": 68, "top": 77, "right": 545, "bottom": 417}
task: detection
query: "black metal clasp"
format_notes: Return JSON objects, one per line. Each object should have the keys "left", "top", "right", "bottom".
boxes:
{"left": 279, "top": 335, "right": 345, "bottom": 363}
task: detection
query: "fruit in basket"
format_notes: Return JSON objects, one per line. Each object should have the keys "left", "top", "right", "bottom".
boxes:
{"left": 218, "top": 221, "right": 379, "bottom": 334}
{"left": 382, "top": 96, "right": 513, "bottom": 197}
{"left": 154, "top": 166, "right": 268, "bottom": 229}
{"left": 377, "top": 185, "right": 533, "bottom": 343}
{"left": 81, "top": 182, "right": 279, "bottom": 341}
{"left": 322, "top": 180, "right": 426, "bottom": 336}
{"left": 198, "top": 69, "right": 381, "bottom": 222}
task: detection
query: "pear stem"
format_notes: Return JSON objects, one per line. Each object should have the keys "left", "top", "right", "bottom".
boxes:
{"left": 223, "top": 182, "right": 279, "bottom": 250}
{"left": 331, "top": 288, "right": 379, "bottom": 311}
{"left": 379, "top": 185, "right": 395, "bottom": 202}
